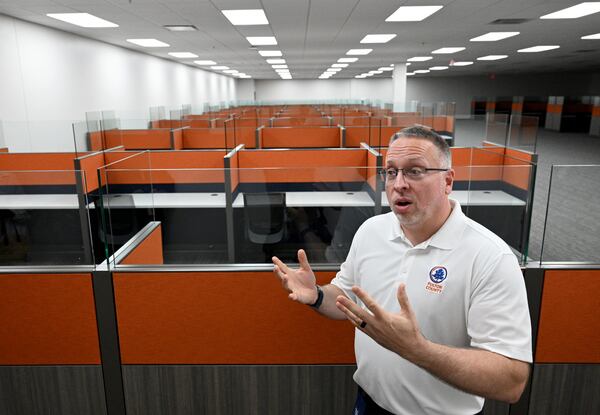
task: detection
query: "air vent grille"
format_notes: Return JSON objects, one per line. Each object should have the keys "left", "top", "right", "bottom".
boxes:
{"left": 489, "top": 18, "right": 531, "bottom": 24}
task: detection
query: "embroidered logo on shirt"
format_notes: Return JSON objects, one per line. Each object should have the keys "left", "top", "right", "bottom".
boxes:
{"left": 426, "top": 266, "right": 447, "bottom": 293}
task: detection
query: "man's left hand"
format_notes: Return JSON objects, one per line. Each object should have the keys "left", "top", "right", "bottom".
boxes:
{"left": 335, "top": 283, "right": 426, "bottom": 361}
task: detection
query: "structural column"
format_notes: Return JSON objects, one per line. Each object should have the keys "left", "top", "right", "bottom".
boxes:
{"left": 590, "top": 96, "right": 600, "bottom": 136}
{"left": 392, "top": 64, "right": 407, "bottom": 112}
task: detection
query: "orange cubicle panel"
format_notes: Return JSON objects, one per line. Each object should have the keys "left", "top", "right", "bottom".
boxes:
{"left": 114, "top": 271, "right": 355, "bottom": 364}
{"left": 0, "top": 273, "right": 100, "bottom": 364}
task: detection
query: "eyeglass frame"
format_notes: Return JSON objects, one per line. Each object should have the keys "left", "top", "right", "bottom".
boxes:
{"left": 379, "top": 167, "right": 450, "bottom": 182}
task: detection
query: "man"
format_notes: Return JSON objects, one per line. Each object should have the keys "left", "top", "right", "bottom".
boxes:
{"left": 272, "top": 126, "right": 532, "bottom": 415}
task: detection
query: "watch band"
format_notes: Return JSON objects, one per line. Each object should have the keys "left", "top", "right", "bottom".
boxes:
{"left": 309, "top": 285, "right": 324, "bottom": 309}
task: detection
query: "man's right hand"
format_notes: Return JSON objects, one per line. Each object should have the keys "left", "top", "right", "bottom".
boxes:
{"left": 272, "top": 249, "right": 318, "bottom": 304}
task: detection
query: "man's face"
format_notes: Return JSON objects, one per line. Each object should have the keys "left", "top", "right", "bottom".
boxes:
{"left": 384, "top": 137, "right": 454, "bottom": 229}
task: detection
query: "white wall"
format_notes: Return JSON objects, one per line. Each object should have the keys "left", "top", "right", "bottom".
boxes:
{"left": 236, "top": 79, "right": 256, "bottom": 102}
{"left": 254, "top": 79, "right": 393, "bottom": 103}
{"left": 0, "top": 14, "right": 236, "bottom": 152}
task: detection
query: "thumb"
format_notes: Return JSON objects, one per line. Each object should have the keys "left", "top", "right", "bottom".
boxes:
{"left": 396, "top": 283, "right": 413, "bottom": 314}
{"left": 297, "top": 249, "right": 312, "bottom": 271}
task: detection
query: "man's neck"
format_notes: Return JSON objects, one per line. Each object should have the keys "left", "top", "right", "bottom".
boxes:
{"left": 402, "top": 201, "right": 453, "bottom": 246}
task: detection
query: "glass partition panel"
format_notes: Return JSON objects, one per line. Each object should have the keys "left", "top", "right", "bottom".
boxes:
{"left": 0, "top": 170, "right": 94, "bottom": 265}
{"left": 540, "top": 165, "right": 600, "bottom": 264}
{"left": 72, "top": 121, "right": 90, "bottom": 155}
{"left": 463, "top": 163, "right": 534, "bottom": 263}
{"left": 485, "top": 113, "right": 509, "bottom": 146}
{"left": 98, "top": 151, "right": 153, "bottom": 264}
{"left": 507, "top": 115, "right": 538, "bottom": 153}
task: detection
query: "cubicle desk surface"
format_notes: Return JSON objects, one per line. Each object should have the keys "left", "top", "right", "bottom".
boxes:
{"left": 103, "top": 192, "right": 226, "bottom": 208}
{"left": 0, "top": 194, "right": 81, "bottom": 209}
{"left": 233, "top": 191, "right": 375, "bottom": 208}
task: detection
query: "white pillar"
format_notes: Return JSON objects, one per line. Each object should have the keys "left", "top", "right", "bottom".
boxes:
{"left": 392, "top": 63, "right": 407, "bottom": 112}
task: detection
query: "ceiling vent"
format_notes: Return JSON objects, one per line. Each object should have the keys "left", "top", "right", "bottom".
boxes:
{"left": 489, "top": 18, "right": 531, "bottom": 24}
{"left": 575, "top": 49, "right": 595, "bottom": 53}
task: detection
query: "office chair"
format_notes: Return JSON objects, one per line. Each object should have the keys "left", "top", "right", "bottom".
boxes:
{"left": 243, "top": 192, "right": 286, "bottom": 245}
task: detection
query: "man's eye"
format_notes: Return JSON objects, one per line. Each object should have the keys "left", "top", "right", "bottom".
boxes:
{"left": 406, "top": 168, "right": 423, "bottom": 176}
{"left": 386, "top": 169, "right": 397, "bottom": 176}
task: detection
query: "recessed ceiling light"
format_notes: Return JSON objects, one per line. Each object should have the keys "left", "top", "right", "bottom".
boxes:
{"left": 405, "top": 63, "right": 411, "bottom": 66}
{"left": 258, "top": 50, "right": 282, "bottom": 57}
{"left": 266, "top": 58, "right": 286, "bottom": 64}
{"left": 47, "top": 13, "right": 118, "bottom": 28}
{"left": 239, "top": 75, "right": 252, "bottom": 78}
{"left": 407, "top": 56, "right": 432, "bottom": 62}
{"left": 332, "top": 63, "right": 349, "bottom": 68}
{"left": 378, "top": 67, "right": 394, "bottom": 71}
{"left": 246, "top": 36, "right": 277, "bottom": 46}
{"left": 371, "top": 70, "right": 384, "bottom": 74}
{"left": 221, "top": 9, "right": 269, "bottom": 25}
{"left": 338, "top": 58, "right": 359, "bottom": 63}
{"left": 355, "top": 75, "right": 365, "bottom": 78}
{"left": 429, "top": 66, "right": 449, "bottom": 70}
{"left": 385, "top": 6, "right": 443, "bottom": 22}
{"left": 432, "top": 47, "right": 465, "bottom": 54}
{"left": 163, "top": 25, "right": 197, "bottom": 32}
{"left": 272, "top": 64, "right": 288, "bottom": 69}
{"left": 470, "top": 32, "right": 520, "bottom": 42}
{"left": 211, "top": 65, "right": 230, "bottom": 70}
{"left": 477, "top": 55, "right": 508, "bottom": 61}
{"left": 168, "top": 52, "right": 198, "bottom": 58}
{"left": 414, "top": 69, "right": 430, "bottom": 74}
{"left": 194, "top": 60, "right": 217, "bottom": 65}
{"left": 280, "top": 75, "right": 292, "bottom": 79}
{"left": 582, "top": 32, "right": 600, "bottom": 39}
{"left": 223, "top": 70, "right": 239, "bottom": 74}
{"left": 126, "top": 39, "right": 169, "bottom": 47}
{"left": 275, "top": 69, "right": 290, "bottom": 73}
{"left": 517, "top": 45, "right": 560, "bottom": 53}
{"left": 346, "top": 49, "right": 373, "bottom": 55}
{"left": 451, "top": 61, "right": 474, "bottom": 66}
{"left": 406, "top": 72, "right": 415, "bottom": 76}
{"left": 540, "top": 2, "right": 600, "bottom": 19}
{"left": 360, "top": 34, "right": 397, "bottom": 43}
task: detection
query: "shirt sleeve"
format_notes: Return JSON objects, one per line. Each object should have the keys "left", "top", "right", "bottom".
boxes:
{"left": 467, "top": 253, "right": 533, "bottom": 363}
{"left": 329, "top": 223, "right": 362, "bottom": 303}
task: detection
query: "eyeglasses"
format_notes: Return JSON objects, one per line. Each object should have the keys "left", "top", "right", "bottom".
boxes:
{"left": 379, "top": 167, "right": 449, "bottom": 182}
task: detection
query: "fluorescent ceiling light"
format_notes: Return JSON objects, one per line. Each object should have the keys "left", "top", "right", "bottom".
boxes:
{"left": 266, "top": 59, "right": 286, "bottom": 64}
{"left": 280, "top": 75, "right": 292, "bottom": 79}
{"left": 272, "top": 64, "right": 288, "bottom": 69}
{"left": 211, "top": 65, "right": 229, "bottom": 70}
{"left": 246, "top": 36, "right": 277, "bottom": 46}
{"left": 470, "top": 32, "right": 519, "bottom": 42}
{"left": 194, "top": 60, "right": 217, "bottom": 65}
{"left": 126, "top": 38, "right": 169, "bottom": 47}
{"left": 332, "top": 63, "right": 349, "bottom": 68}
{"left": 163, "top": 25, "right": 197, "bottom": 32}
{"left": 541, "top": 2, "right": 600, "bottom": 19}
{"left": 258, "top": 50, "right": 282, "bottom": 57}
{"left": 47, "top": 13, "right": 118, "bottom": 28}
{"left": 429, "top": 66, "right": 448, "bottom": 70}
{"left": 223, "top": 70, "right": 239, "bottom": 74}
{"left": 406, "top": 63, "right": 411, "bottom": 66}
{"left": 338, "top": 58, "right": 358, "bottom": 63}
{"left": 239, "top": 75, "right": 252, "bottom": 78}
{"left": 275, "top": 69, "right": 290, "bottom": 73}
{"left": 360, "top": 34, "right": 397, "bottom": 43}
{"left": 371, "top": 70, "right": 383, "bottom": 74}
{"left": 517, "top": 45, "right": 560, "bottom": 53}
{"left": 414, "top": 69, "right": 430, "bottom": 74}
{"left": 168, "top": 52, "right": 198, "bottom": 58}
{"left": 378, "top": 67, "right": 394, "bottom": 71}
{"left": 407, "top": 56, "right": 432, "bottom": 62}
{"left": 385, "top": 6, "right": 443, "bottom": 22}
{"left": 221, "top": 9, "right": 269, "bottom": 25}
{"left": 406, "top": 72, "right": 415, "bottom": 76}
{"left": 432, "top": 47, "right": 465, "bottom": 54}
{"left": 451, "top": 61, "right": 473, "bottom": 66}
{"left": 346, "top": 49, "right": 373, "bottom": 55}
{"left": 328, "top": 68, "right": 342, "bottom": 72}
{"left": 477, "top": 55, "right": 508, "bottom": 61}
{"left": 582, "top": 32, "right": 600, "bottom": 39}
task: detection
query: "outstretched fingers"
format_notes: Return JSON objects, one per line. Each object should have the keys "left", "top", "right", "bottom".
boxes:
{"left": 297, "top": 249, "right": 312, "bottom": 271}
{"left": 396, "top": 283, "right": 414, "bottom": 316}
{"left": 352, "top": 286, "right": 383, "bottom": 317}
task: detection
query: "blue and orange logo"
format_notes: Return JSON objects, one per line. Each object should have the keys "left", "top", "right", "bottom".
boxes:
{"left": 429, "top": 266, "right": 448, "bottom": 283}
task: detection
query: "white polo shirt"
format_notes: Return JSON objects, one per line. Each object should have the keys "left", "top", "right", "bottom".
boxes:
{"left": 330, "top": 199, "right": 532, "bottom": 415}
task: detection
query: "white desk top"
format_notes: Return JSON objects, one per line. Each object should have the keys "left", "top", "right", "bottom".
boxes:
{"left": 233, "top": 191, "right": 374, "bottom": 208}
{"left": 0, "top": 194, "right": 82, "bottom": 210}
{"left": 104, "top": 192, "right": 227, "bottom": 209}
{"left": 382, "top": 190, "right": 526, "bottom": 207}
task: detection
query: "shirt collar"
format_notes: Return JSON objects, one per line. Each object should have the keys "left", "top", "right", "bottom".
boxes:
{"left": 388, "top": 198, "right": 466, "bottom": 250}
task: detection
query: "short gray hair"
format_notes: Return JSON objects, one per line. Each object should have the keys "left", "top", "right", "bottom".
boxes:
{"left": 389, "top": 125, "right": 452, "bottom": 168}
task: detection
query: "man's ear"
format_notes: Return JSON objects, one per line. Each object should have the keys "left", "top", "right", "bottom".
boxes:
{"left": 445, "top": 169, "right": 455, "bottom": 194}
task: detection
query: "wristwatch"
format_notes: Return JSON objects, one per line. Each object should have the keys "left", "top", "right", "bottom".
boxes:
{"left": 309, "top": 285, "right": 324, "bottom": 309}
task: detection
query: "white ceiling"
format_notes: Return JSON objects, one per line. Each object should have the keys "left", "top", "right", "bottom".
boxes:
{"left": 1, "top": 0, "right": 599, "bottom": 79}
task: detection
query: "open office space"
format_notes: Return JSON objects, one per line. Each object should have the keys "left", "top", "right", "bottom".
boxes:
{"left": 0, "top": 1, "right": 599, "bottom": 415}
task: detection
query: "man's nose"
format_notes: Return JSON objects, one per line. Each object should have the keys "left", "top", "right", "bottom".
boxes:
{"left": 393, "top": 171, "right": 409, "bottom": 189}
